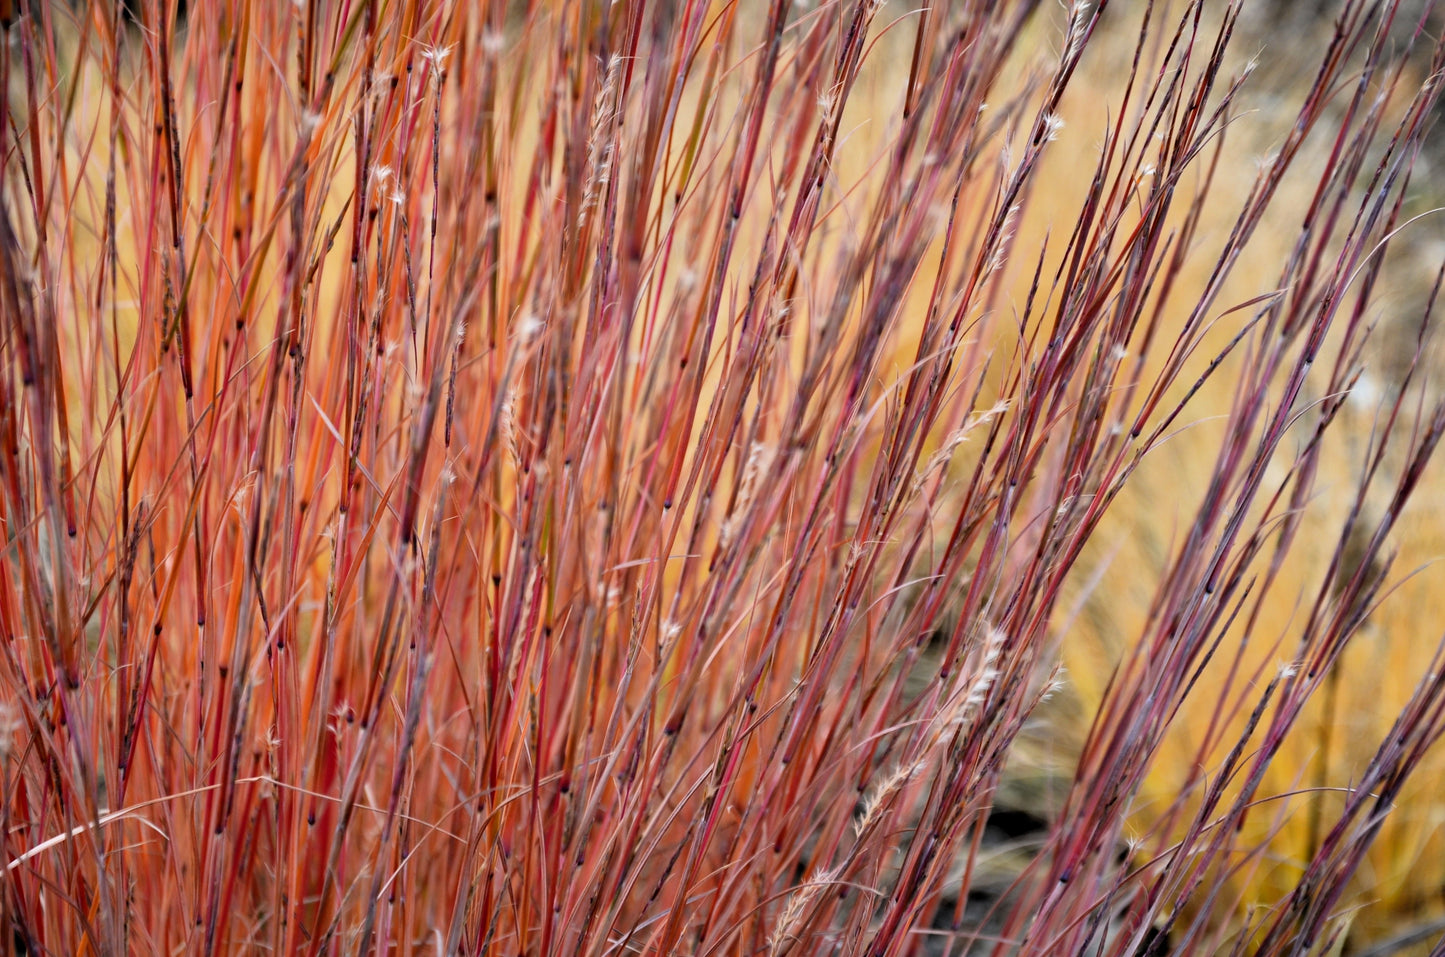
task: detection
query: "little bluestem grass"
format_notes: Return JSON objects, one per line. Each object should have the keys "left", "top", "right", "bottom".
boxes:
{"left": 2, "top": 0, "right": 1445, "bottom": 954}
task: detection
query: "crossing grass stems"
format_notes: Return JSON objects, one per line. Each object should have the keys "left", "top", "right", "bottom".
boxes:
{"left": 2, "top": 0, "right": 1445, "bottom": 954}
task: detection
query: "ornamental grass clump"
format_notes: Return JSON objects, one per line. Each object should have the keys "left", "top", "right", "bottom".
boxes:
{"left": 4, "top": 0, "right": 1445, "bottom": 954}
